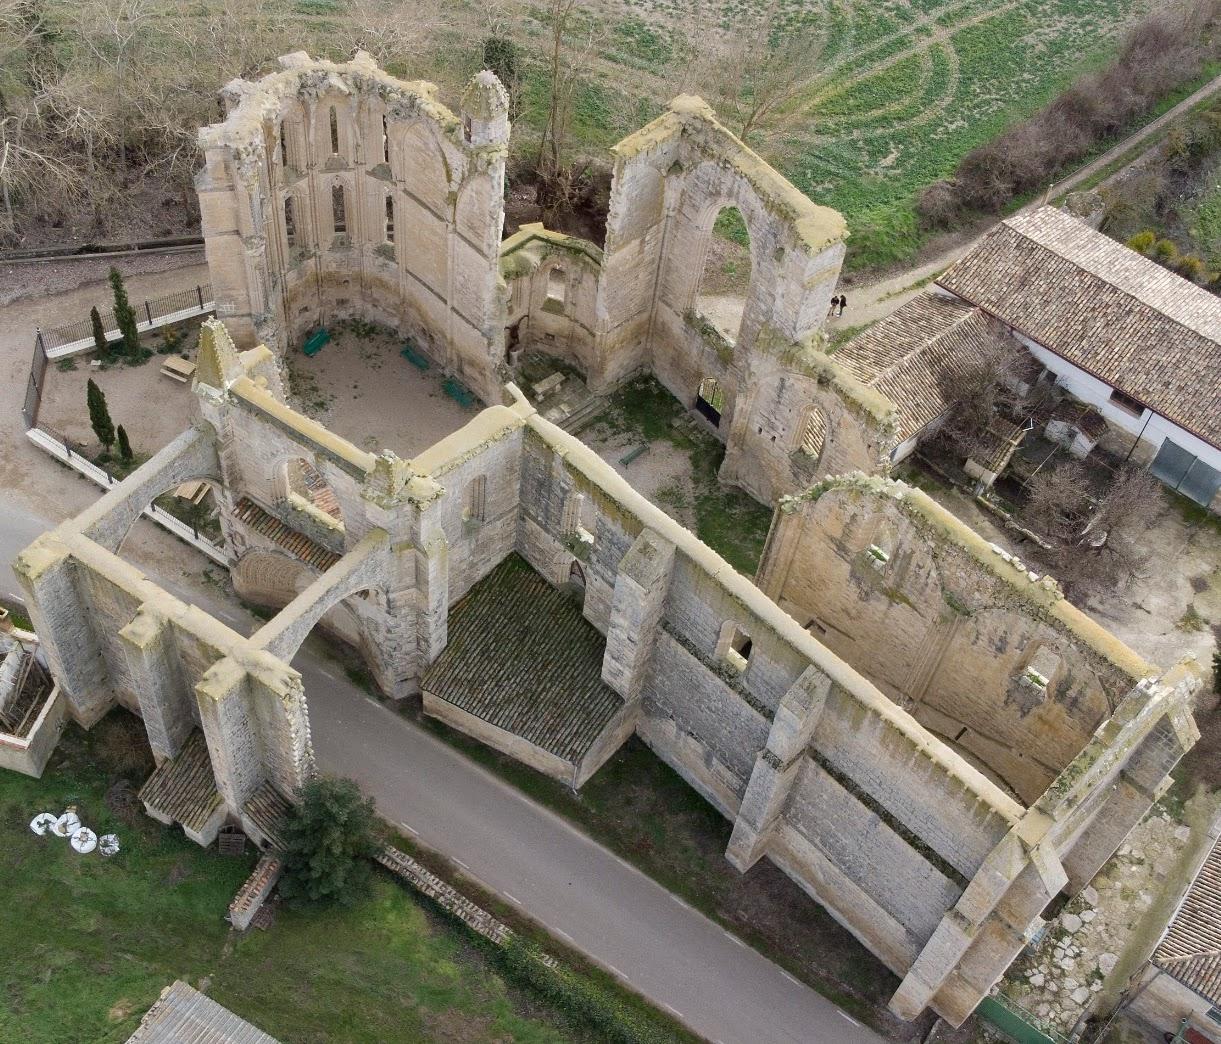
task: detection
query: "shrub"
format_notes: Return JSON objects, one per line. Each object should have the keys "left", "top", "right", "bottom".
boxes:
{"left": 1126, "top": 230, "right": 1157, "bottom": 254}
{"left": 1175, "top": 253, "right": 1208, "bottom": 282}
{"left": 86, "top": 378, "right": 115, "bottom": 450}
{"left": 1153, "top": 238, "right": 1180, "bottom": 261}
{"left": 116, "top": 425, "right": 133, "bottom": 463}
{"left": 498, "top": 937, "right": 676, "bottom": 1044}
{"left": 278, "top": 777, "right": 383, "bottom": 907}
{"left": 90, "top": 306, "right": 109, "bottom": 357}
{"left": 109, "top": 266, "right": 142, "bottom": 359}
{"left": 917, "top": 1, "right": 1220, "bottom": 229}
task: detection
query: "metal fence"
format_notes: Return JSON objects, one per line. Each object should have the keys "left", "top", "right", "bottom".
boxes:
{"left": 25, "top": 424, "right": 227, "bottom": 566}
{"left": 22, "top": 334, "right": 48, "bottom": 431}
{"left": 37, "top": 282, "right": 212, "bottom": 353}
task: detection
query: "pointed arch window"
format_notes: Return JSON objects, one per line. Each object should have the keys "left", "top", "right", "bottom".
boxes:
{"left": 331, "top": 184, "right": 347, "bottom": 235}
{"left": 284, "top": 196, "right": 297, "bottom": 247}
{"left": 385, "top": 194, "right": 395, "bottom": 244}
{"left": 329, "top": 106, "right": 340, "bottom": 155}
{"left": 382, "top": 114, "right": 390, "bottom": 163}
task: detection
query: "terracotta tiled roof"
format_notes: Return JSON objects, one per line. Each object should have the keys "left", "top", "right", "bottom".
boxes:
{"left": 937, "top": 206, "right": 1221, "bottom": 449}
{"left": 422, "top": 555, "right": 624, "bottom": 764}
{"left": 837, "top": 294, "right": 1000, "bottom": 443}
{"left": 1154, "top": 834, "right": 1221, "bottom": 1006}
{"left": 138, "top": 730, "right": 223, "bottom": 834}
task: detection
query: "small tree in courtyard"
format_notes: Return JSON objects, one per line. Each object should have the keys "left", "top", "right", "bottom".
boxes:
{"left": 116, "top": 425, "right": 133, "bottom": 463}
{"left": 86, "top": 378, "right": 115, "bottom": 452}
{"left": 109, "top": 266, "right": 141, "bottom": 358}
{"left": 89, "top": 306, "right": 109, "bottom": 357}
{"left": 278, "top": 776, "right": 383, "bottom": 907}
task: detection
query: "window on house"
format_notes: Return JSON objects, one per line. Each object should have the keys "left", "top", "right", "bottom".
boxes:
{"left": 329, "top": 106, "right": 340, "bottom": 155}
{"left": 331, "top": 184, "right": 347, "bottom": 235}
{"left": 1109, "top": 387, "right": 1144, "bottom": 417}
{"left": 284, "top": 197, "right": 297, "bottom": 248}
{"left": 464, "top": 475, "right": 487, "bottom": 526}
{"left": 717, "top": 622, "right": 753, "bottom": 673}
{"left": 385, "top": 195, "right": 395, "bottom": 244}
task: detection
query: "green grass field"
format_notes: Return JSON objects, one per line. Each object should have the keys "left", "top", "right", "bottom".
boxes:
{"left": 518, "top": 0, "right": 1153, "bottom": 269}
{"left": 0, "top": 716, "right": 591, "bottom": 1044}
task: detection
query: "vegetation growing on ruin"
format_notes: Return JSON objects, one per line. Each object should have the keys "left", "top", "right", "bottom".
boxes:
{"left": 0, "top": 714, "right": 630, "bottom": 1043}
{"left": 590, "top": 376, "right": 773, "bottom": 575}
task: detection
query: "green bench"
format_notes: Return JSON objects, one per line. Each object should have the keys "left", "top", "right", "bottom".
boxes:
{"left": 400, "top": 341, "right": 430, "bottom": 370}
{"left": 443, "top": 377, "right": 477, "bottom": 408}
{"left": 302, "top": 328, "right": 330, "bottom": 356}
{"left": 619, "top": 445, "right": 648, "bottom": 466}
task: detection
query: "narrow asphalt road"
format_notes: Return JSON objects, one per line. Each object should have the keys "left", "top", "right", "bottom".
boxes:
{"left": 0, "top": 497, "right": 888, "bottom": 1044}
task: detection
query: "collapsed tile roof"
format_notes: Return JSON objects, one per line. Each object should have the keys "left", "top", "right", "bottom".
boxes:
{"left": 937, "top": 206, "right": 1221, "bottom": 450}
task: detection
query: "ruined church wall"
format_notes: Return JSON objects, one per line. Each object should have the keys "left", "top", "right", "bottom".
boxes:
{"left": 759, "top": 480, "right": 1149, "bottom": 803}
{"left": 511, "top": 413, "right": 1025, "bottom": 980}
{"left": 503, "top": 245, "right": 601, "bottom": 378}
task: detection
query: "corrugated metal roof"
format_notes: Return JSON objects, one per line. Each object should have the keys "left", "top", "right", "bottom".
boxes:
{"left": 422, "top": 556, "right": 623, "bottom": 764}
{"left": 937, "top": 206, "right": 1221, "bottom": 449}
{"left": 126, "top": 981, "right": 279, "bottom": 1043}
{"left": 1154, "top": 835, "right": 1221, "bottom": 1006}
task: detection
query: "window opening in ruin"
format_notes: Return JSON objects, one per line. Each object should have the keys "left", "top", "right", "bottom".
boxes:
{"left": 284, "top": 197, "right": 297, "bottom": 248}
{"left": 696, "top": 377, "right": 725, "bottom": 427}
{"left": 694, "top": 205, "right": 751, "bottom": 347}
{"left": 463, "top": 114, "right": 472, "bottom": 142}
{"left": 332, "top": 184, "right": 347, "bottom": 235}
{"left": 545, "top": 267, "right": 567, "bottom": 307}
{"left": 279, "top": 125, "right": 289, "bottom": 168}
{"left": 329, "top": 106, "right": 340, "bottom": 155}
{"left": 384, "top": 195, "right": 395, "bottom": 244}
{"left": 717, "top": 622, "right": 753, "bottom": 673}
{"left": 562, "top": 490, "right": 596, "bottom": 547}
{"left": 568, "top": 560, "right": 586, "bottom": 588}
{"left": 382, "top": 114, "right": 390, "bottom": 163}
{"left": 463, "top": 475, "right": 487, "bottom": 526}
{"left": 800, "top": 408, "right": 827, "bottom": 459}
{"left": 277, "top": 458, "right": 343, "bottom": 526}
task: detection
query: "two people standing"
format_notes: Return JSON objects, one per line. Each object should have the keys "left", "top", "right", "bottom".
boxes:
{"left": 828, "top": 294, "right": 848, "bottom": 317}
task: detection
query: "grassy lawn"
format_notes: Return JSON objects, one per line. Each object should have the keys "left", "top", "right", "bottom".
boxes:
{"left": 0, "top": 713, "right": 605, "bottom": 1044}
{"left": 587, "top": 376, "right": 774, "bottom": 576}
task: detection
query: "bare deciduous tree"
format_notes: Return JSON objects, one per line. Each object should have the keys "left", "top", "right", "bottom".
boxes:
{"left": 936, "top": 321, "right": 1029, "bottom": 460}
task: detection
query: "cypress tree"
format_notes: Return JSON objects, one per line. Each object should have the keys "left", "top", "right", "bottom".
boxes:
{"left": 89, "top": 306, "right": 109, "bottom": 357}
{"left": 109, "top": 267, "right": 141, "bottom": 359}
{"left": 86, "top": 378, "right": 115, "bottom": 450}
{"left": 116, "top": 424, "right": 133, "bottom": 462}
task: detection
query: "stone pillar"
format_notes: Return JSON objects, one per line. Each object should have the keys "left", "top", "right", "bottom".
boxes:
{"left": 416, "top": 535, "right": 449, "bottom": 672}
{"left": 727, "top": 667, "right": 830, "bottom": 871}
{"left": 196, "top": 659, "right": 261, "bottom": 816}
{"left": 14, "top": 537, "right": 113, "bottom": 727}
{"left": 889, "top": 829, "right": 1066, "bottom": 1025}
{"left": 119, "top": 605, "right": 194, "bottom": 763}
{"left": 601, "top": 529, "right": 674, "bottom": 701}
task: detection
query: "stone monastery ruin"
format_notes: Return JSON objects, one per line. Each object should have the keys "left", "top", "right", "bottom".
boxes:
{"left": 15, "top": 53, "right": 1204, "bottom": 1028}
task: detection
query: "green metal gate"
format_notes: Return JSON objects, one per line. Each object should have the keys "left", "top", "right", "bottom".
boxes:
{"left": 976, "top": 994, "right": 1067, "bottom": 1044}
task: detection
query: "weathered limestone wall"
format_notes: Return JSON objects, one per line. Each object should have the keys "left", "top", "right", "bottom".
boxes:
{"left": 757, "top": 476, "right": 1152, "bottom": 803}
{"left": 14, "top": 310, "right": 1199, "bottom": 1028}
{"left": 501, "top": 225, "right": 602, "bottom": 377}
{"left": 197, "top": 52, "right": 510, "bottom": 404}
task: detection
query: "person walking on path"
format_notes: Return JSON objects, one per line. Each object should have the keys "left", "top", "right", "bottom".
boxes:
{"left": 829, "top": 294, "right": 841, "bottom": 317}
{"left": 838, "top": 295, "right": 848, "bottom": 317}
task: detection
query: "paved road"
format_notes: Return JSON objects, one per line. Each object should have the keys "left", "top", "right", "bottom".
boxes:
{"left": 0, "top": 498, "right": 886, "bottom": 1044}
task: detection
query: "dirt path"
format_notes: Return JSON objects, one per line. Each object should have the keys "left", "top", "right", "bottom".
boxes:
{"left": 826, "top": 70, "right": 1221, "bottom": 334}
